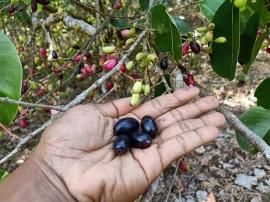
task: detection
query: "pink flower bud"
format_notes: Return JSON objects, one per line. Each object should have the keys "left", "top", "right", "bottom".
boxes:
{"left": 40, "top": 48, "right": 47, "bottom": 58}
{"left": 103, "top": 59, "right": 118, "bottom": 71}
{"left": 20, "top": 118, "right": 27, "bottom": 128}
{"left": 73, "top": 54, "right": 82, "bottom": 62}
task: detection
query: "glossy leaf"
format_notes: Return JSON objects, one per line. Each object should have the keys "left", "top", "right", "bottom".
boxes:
{"left": 0, "top": 169, "right": 9, "bottom": 181}
{"left": 255, "top": 78, "right": 270, "bottom": 109}
{"left": 172, "top": 16, "right": 191, "bottom": 34}
{"left": 0, "top": 32, "right": 22, "bottom": 126}
{"left": 236, "top": 107, "right": 270, "bottom": 154}
{"left": 238, "top": 12, "right": 260, "bottom": 65}
{"left": 200, "top": 0, "right": 225, "bottom": 21}
{"left": 154, "top": 74, "right": 171, "bottom": 97}
{"left": 139, "top": 0, "right": 149, "bottom": 11}
{"left": 151, "top": 4, "right": 182, "bottom": 62}
{"left": 210, "top": 0, "right": 240, "bottom": 80}
{"left": 110, "top": 18, "right": 130, "bottom": 29}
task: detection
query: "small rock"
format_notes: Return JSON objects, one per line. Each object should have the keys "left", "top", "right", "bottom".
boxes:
{"left": 196, "top": 146, "right": 206, "bottom": 154}
{"left": 256, "top": 182, "right": 270, "bottom": 193}
{"left": 235, "top": 174, "right": 258, "bottom": 190}
{"left": 254, "top": 168, "right": 266, "bottom": 179}
{"left": 196, "top": 190, "right": 208, "bottom": 202}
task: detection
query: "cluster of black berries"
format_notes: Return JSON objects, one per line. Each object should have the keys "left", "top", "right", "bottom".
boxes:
{"left": 113, "top": 116, "right": 158, "bottom": 155}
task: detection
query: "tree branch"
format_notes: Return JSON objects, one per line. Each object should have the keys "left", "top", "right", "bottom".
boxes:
{"left": 0, "top": 97, "right": 64, "bottom": 112}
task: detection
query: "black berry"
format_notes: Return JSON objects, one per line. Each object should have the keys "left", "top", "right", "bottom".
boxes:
{"left": 160, "top": 57, "right": 168, "bottom": 70}
{"left": 189, "top": 41, "right": 201, "bottom": 54}
{"left": 37, "top": 0, "right": 50, "bottom": 5}
{"left": 31, "top": 0, "right": 37, "bottom": 12}
{"left": 130, "top": 131, "right": 152, "bottom": 149}
{"left": 52, "top": 50, "right": 58, "bottom": 59}
{"left": 114, "top": 135, "right": 130, "bottom": 155}
{"left": 113, "top": 117, "right": 139, "bottom": 136}
{"left": 141, "top": 115, "right": 158, "bottom": 138}
{"left": 21, "top": 80, "right": 28, "bottom": 94}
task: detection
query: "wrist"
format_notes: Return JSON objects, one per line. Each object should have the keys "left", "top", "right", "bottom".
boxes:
{"left": 0, "top": 151, "right": 76, "bottom": 202}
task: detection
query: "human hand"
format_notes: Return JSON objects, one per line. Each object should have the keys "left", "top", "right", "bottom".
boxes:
{"left": 33, "top": 86, "right": 225, "bottom": 202}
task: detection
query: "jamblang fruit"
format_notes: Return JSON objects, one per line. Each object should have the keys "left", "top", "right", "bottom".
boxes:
{"left": 143, "top": 84, "right": 150, "bottom": 96}
{"left": 31, "top": 0, "right": 37, "bottom": 12}
{"left": 113, "top": 0, "right": 122, "bottom": 10}
{"left": 73, "top": 54, "right": 82, "bottom": 62}
{"left": 214, "top": 37, "right": 227, "bottom": 43}
{"left": 106, "top": 81, "right": 114, "bottom": 90}
{"left": 102, "top": 46, "right": 116, "bottom": 54}
{"left": 266, "top": 47, "right": 270, "bottom": 54}
{"left": 40, "top": 48, "right": 47, "bottom": 58}
{"left": 131, "top": 94, "right": 140, "bottom": 106}
{"left": 160, "top": 57, "right": 168, "bottom": 70}
{"left": 126, "top": 61, "right": 134, "bottom": 70}
{"left": 130, "top": 132, "right": 152, "bottom": 149}
{"left": 119, "top": 28, "right": 136, "bottom": 39}
{"left": 184, "top": 74, "right": 196, "bottom": 86}
{"left": 20, "top": 118, "right": 27, "bottom": 128}
{"left": 182, "top": 43, "right": 190, "bottom": 56}
{"left": 135, "top": 52, "right": 146, "bottom": 61}
{"left": 189, "top": 41, "right": 201, "bottom": 54}
{"left": 21, "top": 80, "right": 28, "bottom": 94}
{"left": 132, "top": 81, "right": 143, "bottom": 94}
{"left": 37, "top": 0, "right": 50, "bottom": 5}
{"left": 114, "top": 135, "right": 130, "bottom": 155}
{"left": 178, "top": 160, "right": 189, "bottom": 173}
{"left": 205, "top": 31, "right": 213, "bottom": 42}
{"left": 141, "top": 116, "right": 158, "bottom": 138}
{"left": 196, "top": 26, "right": 207, "bottom": 33}
{"left": 234, "top": 0, "right": 247, "bottom": 8}
{"left": 120, "top": 64, "right": 127, "bottom": 73}
{"left": 113, "top": 117, "right": 140, "bottom": 136}
{"left": 52, "top": 50, "right": 58, "bottom": 59}
{"left": 103, "top": 59, "right": 118, "bottom": 71}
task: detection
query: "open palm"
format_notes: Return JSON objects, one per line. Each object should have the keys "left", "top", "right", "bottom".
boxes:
{"left": 36, "top": 86, "right": 225, "bottom": 202}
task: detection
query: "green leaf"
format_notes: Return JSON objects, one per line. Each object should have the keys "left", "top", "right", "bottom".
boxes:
{"left": 154, "top": 74, "right": 171, "bottom": 97}
{"left": 255, "top": 78, "right": 270, "bottom": 109}
{"left": 200, "top": 0, "right": 225, "bottom": 21}
{"left": 151, "top": 4, "right": 182, "bottom": 62}
{"left": 238, "top": 12, "right": 260, "bottom": 65}
{"left": 21, "top": 0, "right": 31, "bottom": 4}
{"left": 210, "top": 0, "right": 240, "bottom": 80}
{"left": 236, "top": 107, "right": 270, "bottom": 154}
{"left": 110, "top": 18, "right": 131, "bottom": 29}
{"left": 0, "top": 32, "right": 22, "bottom": 126}
{"left": 172, "top": 16, "right": 191, "bottom": 34}
{"left": 243, "top": 31, "right": 269, "bottom": 73}
{"left": 139, "top": 0, "right": 149, "bottom": 11}
{"left": 0, "top": 169, "right": 9, "bottom": 181}
{"left": 261, "top": 5, "right": 270, "bottom": 24}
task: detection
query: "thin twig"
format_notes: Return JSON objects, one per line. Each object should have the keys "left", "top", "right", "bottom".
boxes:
{"left": 0, "top": 97, "right": 64, "bottom": 112}
{"left": 164, "top": 160, "right": 180, "bottom": 202}
{"left": 97, "top": 86, "right": 116, "bottom": 103}
{"left": 0, "top": 123, "right": 20, "bottom": 140}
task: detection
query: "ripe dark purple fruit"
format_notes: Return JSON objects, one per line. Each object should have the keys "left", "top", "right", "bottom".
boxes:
{"left": 130, "top": 132, "right": 152, "bottom": 149}
{"left": 52, "top": 50, "right": 58, "bottom": 59}
{"left": 114, "top": 135, "right": 130, "bottom": 155}
{"left": 113, "top": 117, "right": 139, "bottom": 136}
{"left": 189, "top": 41, "right": 201, "bottom": 54}
{"left": 21, "top": 80, "right": 28, "bottom": 94}
{"left": 31, "top": 0, "right": 37, "bottom": 12}
{"left": 141, "top": 115, "right": 158, "bottom": 138}
{"left": 160, "top": 57, "right": 168, "bottom": 70}
{"left": 37, "top": 0, "right": 50, "bottom": 5}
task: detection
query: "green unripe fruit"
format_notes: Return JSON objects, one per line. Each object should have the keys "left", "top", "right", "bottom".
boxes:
{"left": 131, "top": 94, "right": 140, "bottom": 106}
{"left": 132, "top": 81, "right": 143, "bottom": 94}
{"left": 234, "top": 0, "right": 247, "bottom": 8}
{"left": 130, "top": 28, "right": 136, "bottom": 37}
{"left": 214, "top": 37, "right": 227, "bottom": 43}
{"left": 135, "top": 52, "right": 146, "bottom": 61}
{"left": 47, "top": 84, "right": 53, "bottom": 92}
{"left": 31, "top": 82, "right": 38, "bottom": 90}
{"left": 202, "top": 47, "right": 213, "bottom": 54}
{"left": 102, "top": 46, "right": 116, "bottom": 54}
{"left": 126, "top": 61, "right": 134, "bottom": 70}
{"left": 18, "top": 106, "right": 23, "bottom": 112}
{"left": 205, "top": 31, "right": 213, "bottom": 42}
{"left": 143, "top": 84, "right": 151, "bottom": 96}
{"left": 208, "top": 23, "right": 215, "bottom": 31}
{"left": 196, "top": 26, "right": 207, "bottom": 33}
{"left": 125, "top": 38, "right": 135, "bottom": 46}
{"left": 200, "top": 36, "right": 208, "bottom": 45}
{"left": 36, "top": 65, "right": 42, "bottom": 71}
{"left": 147, "top": 54, "right": 157, "bottom": 61}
